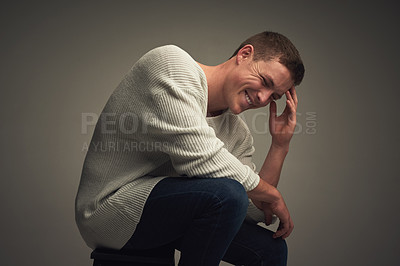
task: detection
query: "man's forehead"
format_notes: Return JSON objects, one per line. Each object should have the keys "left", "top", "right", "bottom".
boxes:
{"left": 262, "top": 61, "right": 293, "bottom": 89}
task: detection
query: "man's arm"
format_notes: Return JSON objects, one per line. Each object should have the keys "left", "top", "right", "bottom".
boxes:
{"left": 258, "top": 143, "right": 289, "bottom": 187}
{"left": 247, "top": 178, "right": 293, "bottom": 239}
{"left": 252, "top": 143, "right": 288, "bottom": 225}
{"left": 251, "top": 87, "right": 298, "bottom": 236}
{"left": 259, "top": 86, "right": 298, "bottom": 187}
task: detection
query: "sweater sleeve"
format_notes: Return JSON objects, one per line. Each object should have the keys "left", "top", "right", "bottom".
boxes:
{"left": 146, "top": 88, "right": 260, "bottom": 191}
{"left": 233, "top": 115, "right": 257, "bottom": 172}
{"left": 224, "top": 115, "right": 275, "bottom": 224}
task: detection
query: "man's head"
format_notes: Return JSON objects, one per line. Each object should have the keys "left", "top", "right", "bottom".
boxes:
{"left": 203, "top": 30, "right": 305, "bottom": 115}
{"left": 231, "top": 31, "right": 304, "bottom": 86}
{"left": 215, "top": 31, "right": 305, "bottom": 114}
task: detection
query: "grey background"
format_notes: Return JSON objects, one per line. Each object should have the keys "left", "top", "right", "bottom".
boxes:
{"left": 1, "top": 1, "right": 399, "bottom": 265}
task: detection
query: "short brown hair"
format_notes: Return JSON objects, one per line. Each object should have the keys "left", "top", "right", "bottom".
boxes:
{"left": 231, "top": 31, "right": 305, "bottom": 86}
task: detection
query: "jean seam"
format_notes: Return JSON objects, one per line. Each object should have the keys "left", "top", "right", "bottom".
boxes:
{"left": 198, "top": 193, "right": 223, "bottom": 265}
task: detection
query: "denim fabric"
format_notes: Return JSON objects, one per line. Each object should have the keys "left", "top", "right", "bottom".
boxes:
{"left": 222, "top": 221, "right": 287, "bottom": 266}
{"left": 122, "top": 177, "right": 287, "bottom": 266}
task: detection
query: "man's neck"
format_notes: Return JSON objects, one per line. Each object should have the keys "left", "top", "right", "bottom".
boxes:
{"left": 197, "top": 59, "right": 233, "bottom": 114}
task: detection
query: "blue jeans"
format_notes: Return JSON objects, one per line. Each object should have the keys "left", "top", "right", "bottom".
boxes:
{"left": 122, "top": 177, "right": 287, "bottom": 266}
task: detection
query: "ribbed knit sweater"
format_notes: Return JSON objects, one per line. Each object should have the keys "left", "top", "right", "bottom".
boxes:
{"left": 75, "top": 45, "right": 264, "bottom": 250}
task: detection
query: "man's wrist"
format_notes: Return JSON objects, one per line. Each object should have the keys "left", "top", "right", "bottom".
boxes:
{"left": 247, "top": 179, "right": 281, "bottom": 203}
{"left": 270, "top": 142, "right": 289, "bottom": 155}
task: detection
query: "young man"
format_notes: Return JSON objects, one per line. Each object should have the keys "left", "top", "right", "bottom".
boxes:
{"left": 76, "top": 31, "right": 305, "bottom": 265}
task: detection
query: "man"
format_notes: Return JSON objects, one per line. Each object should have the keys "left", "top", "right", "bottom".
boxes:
{"left": 75, "top": 31, "right": 305, "bottom": 265}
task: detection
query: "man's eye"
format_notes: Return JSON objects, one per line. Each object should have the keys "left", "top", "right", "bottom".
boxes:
{"left": 262, "top": 77, "right": 269, "bottom": 87}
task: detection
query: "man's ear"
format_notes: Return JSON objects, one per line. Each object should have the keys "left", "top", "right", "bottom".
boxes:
{"left": 236, "top": 44, "right": 254, "bottom": 64}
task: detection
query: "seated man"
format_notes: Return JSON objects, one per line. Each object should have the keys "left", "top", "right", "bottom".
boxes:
{"left": 75, "top": 30, "right": 305, "bottom": 266}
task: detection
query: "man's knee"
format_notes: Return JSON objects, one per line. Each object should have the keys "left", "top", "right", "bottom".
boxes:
{"left": 259, "top": 238, "right": 288, "bottom": 266}
{"left": 215, "top": 178, "right": 248, "bottom": 216}
{"left": 274, "top": 238, "right": 288, "bottom": 263}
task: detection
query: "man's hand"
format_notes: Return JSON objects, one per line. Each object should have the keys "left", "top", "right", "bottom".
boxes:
{"left": 252, "top": 199, "right": 275, "bottom": 225}
{"left": 268, "top": 197, "right": 294, "bottom": 239}
{"left": 248, "top": 180, "right": 294, "bottom": 239}
{"left": 269, "top": 87, "right": 298, "bottom": 149}
{"left": 249, "top": 87, "right": 297, "bottom": 239}
{"left": 252, "top": 197, "right": 294, "bottom": 239}
{"left": 262, "top": 202, "right": 275, "bottom": 225}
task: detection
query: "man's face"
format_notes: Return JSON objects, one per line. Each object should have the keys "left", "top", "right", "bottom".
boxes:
{"left": 223, "top": 57, "right": 294, "bottom": 114}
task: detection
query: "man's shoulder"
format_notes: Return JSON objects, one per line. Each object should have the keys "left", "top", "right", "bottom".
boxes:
{"left": 151, "top": 44, "right": 186, "bottom": 53}
{"left": 134, "top": 44, "right": 200, "bottom": 77}
{"left": 141, "top": 44, "right": 192, "bottom": 63}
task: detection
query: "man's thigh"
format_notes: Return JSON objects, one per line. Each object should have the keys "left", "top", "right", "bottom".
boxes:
{"left": 123, "top": 177, "right": 247, "bottom": 251}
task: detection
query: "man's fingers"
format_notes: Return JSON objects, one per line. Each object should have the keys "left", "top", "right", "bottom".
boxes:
{"left": 287, "top": 100, "right": 297, "bottom": 121}
{"left": 269, "top": 100, "right": 277, "bottom": 119}
{"left": 264, "top": 212, "right": 273, "bottom": 225}
{"left": 273, "top": 219, "right": 294, "bottom": 239}
{"left": 282, "top": 223, "right": 294, "bottom": 239}
{"left": 274, "top": 225, "right": 288, "bottom": 239}
{"left": 286, "top": 87, "right": 299, "bottom": 112}
{"left": 285, "top": 90, "right": 293, "bottom": 102}
{"left": 273, "top": 222, "right": 288, "bottom": 238}
{"left": 285, "top": 90, "right": 296, "bottom": 110}
{"left": 291, "top": 87, "right": 298, "bottom": 106}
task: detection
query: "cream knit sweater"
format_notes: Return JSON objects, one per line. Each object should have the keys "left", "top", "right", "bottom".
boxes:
{"left": 75, "top": 45, "right": 265, "bottom": 250}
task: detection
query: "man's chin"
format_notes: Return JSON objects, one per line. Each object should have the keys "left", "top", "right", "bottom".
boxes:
{"left": 230, "top": 103, "right": 254, "bottom": 114}
{"left": 230, "top": 107, "right": 241, "bottom": 115}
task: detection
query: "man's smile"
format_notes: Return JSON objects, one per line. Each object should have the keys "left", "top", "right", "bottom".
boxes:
{"left": 245, "top": 90, "right": 253, "bottom": 105}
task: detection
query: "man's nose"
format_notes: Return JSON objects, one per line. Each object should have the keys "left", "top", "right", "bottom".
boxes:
{"left": 256, "top": 90, "right": 272, "bottom": 106}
